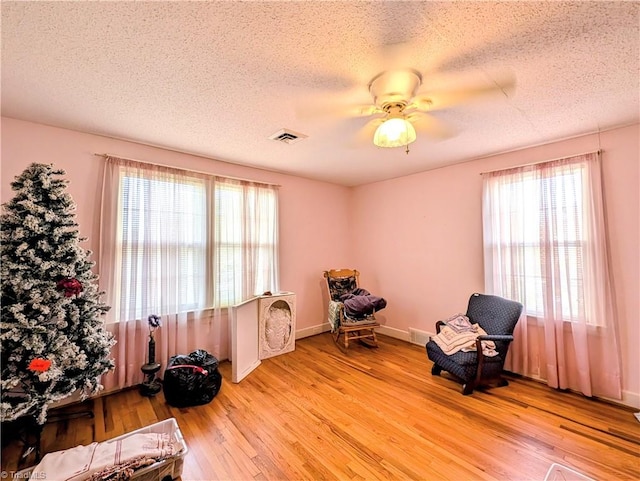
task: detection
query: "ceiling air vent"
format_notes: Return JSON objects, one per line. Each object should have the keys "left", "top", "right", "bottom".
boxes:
{"left": 268, "top": 129, "right": 308, "bottom": 145}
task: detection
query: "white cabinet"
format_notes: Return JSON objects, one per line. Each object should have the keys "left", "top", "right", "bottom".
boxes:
{"left": 230, "top": 292, "right": 296, "bottom": 383}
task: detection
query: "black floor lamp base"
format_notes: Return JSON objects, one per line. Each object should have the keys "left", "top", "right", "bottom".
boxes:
{"left": 140, "top": 362, "right": 162, "bottom": 397}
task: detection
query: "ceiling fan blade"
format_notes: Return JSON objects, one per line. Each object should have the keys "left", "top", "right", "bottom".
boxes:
{"left": 348, "top": 117, "right": 385, "bottom": 147}
{"left": 406, "top": 112, "right": 456, "bottom": 140}
{"left": 351, "top": 105, "right": 384, "bottom": 117}
{"left": 296, "top": 102, "right": 381, "bottom": 120}
{"left": 414, "top": 71, "right": 516, "bottom": 111}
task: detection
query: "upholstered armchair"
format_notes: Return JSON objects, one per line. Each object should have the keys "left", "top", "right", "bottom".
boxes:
{"left": 425, "top": 293, "right": 523, "bottom": 395}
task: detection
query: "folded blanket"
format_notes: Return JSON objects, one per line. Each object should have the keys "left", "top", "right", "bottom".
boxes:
{"left": 432, "top": 323, "right": 498, "bottom": 357}
{"left": 30, "top": 432, "right": 177, "bottom": 481}
{"left": 442, "top": 314, "right": 475, "bottom": 333}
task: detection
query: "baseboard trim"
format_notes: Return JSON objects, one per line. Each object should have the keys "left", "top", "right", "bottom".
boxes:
{"left": 377, "top": 325, "right": 410, "bottom": 342}
{"left": 295, "top": 323, "right": 426, "bottom": 344}
{"left": 377, "top": 325, "right": 435, "bottom": 346}
{"left": 297, "top": 323, "right": 433, "bottom": 346}
{"left": 616, "top": 390, "right": 640, "bottom": 410}
{"left": 296, "top": 322, "right": 331, "bottom": 340}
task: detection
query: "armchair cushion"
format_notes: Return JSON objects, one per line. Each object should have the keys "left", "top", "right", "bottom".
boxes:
{"left": 426, "top": 341, "right": 504, "bottom": 383}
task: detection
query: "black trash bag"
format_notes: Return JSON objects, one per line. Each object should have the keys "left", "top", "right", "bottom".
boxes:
{"left": 163, "top": 349, "right": 222, "bottom": 407}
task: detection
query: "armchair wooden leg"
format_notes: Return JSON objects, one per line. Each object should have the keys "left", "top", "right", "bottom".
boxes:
{"left": 462, "top": 383, "right": 474, "bottom": 395}
{"left": 431, "top": 364, "right": 442, "bottom": 376}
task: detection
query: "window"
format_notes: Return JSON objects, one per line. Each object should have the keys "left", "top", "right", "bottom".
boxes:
{"left": 483, "top": 156, "right": 597, "bottom": 324}
{"left": 104, "top": 158, "right": 279, "bottom": 322}
{"left": 118, "top": 174, "right": 207, "bottom": 319}
{"left": 483, "top": 151, "right": 622, "bottom": 398}
{"left": 214, "top": 181, "right": 279, "bottom": 307}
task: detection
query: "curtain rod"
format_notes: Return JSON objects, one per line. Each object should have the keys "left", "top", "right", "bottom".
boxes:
{"left": 93, "top": 153, "right": 281, "bottom": 187}
{"left": 479, "top": 150, "right": 601, "bottom": 176}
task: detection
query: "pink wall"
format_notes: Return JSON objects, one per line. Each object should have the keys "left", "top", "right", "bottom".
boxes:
{"left": 2, "top": 117, "right": 638, "bottom": 406}
{"left": 0, "top": 117, "right": 352, "bottom": 339}
{"left": 351, "top": 124, "right": 639, "bottom": 406}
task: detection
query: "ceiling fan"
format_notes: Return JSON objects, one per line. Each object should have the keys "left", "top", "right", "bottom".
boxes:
{"left": 344, "top": 68, "right": 516, "bottom": 153}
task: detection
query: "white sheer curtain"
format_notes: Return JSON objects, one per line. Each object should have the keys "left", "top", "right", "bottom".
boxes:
{"left": 213, "top": 178, "right": 279, "bottom": 307}
{"left": 482, "top": 152, "right": 621, "bottom": 399}
{"left": 99, "top": 157, "right": 278, "bottom": 391}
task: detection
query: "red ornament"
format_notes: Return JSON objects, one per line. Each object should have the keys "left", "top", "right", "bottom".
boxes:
{"left": 28, "top": 358, "right": 52, "bottom": 372}
{"left": 56, "top": 277, "right": 83, "bottom": 297}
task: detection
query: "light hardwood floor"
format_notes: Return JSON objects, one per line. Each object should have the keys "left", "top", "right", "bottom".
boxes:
{"left": 2, "top": 333, "right": 639, "bottom": 480}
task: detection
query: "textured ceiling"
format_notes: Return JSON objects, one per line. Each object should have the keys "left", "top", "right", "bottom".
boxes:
{"left": 2, "top": 1, "right": 638, "bottom": 186}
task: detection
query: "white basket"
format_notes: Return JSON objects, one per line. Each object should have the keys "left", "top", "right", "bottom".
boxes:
{"left": 543, "top": 463, "right": 596, "bottom": 481}
{"left": 15, "top": 418, "right": 188, "bottom": 481}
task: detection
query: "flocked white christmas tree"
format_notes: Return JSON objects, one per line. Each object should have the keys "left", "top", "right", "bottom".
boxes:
{"left": 1, "top": 163, "right": 115, "bottom": 424}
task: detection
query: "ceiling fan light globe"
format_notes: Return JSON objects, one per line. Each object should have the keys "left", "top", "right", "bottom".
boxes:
{"left": 373, "top": 118, "right": 417, "bottom": 148}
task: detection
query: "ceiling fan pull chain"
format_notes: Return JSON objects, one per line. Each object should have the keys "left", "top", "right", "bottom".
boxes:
{"left": 405, "top": 120, "right": 410, "bottom": 154}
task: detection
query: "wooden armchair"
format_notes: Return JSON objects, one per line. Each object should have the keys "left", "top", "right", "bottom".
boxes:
{"left": 323, "top": 268, "right": 380, "bottom": 349}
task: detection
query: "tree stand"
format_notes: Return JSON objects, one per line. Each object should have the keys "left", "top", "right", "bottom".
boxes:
{"left": 1, "top": 414, "right": 49, "bottom": 466}
{"left": 14, "top": 417, "right": 42, "bottom": 464}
